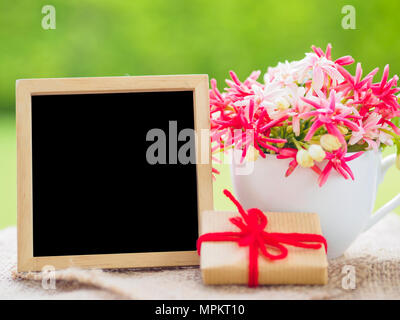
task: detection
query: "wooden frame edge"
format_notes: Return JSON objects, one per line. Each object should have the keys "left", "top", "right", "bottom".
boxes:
{"left": 16, "top": 75, "right": 212, "bottom": 272}
{"left": 16, "top": 79, "right": 34, "bottom": 272}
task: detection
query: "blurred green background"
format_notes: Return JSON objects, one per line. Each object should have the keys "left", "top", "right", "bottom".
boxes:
{"left": 0, "top": 0, "right": 399, "bottom": 228}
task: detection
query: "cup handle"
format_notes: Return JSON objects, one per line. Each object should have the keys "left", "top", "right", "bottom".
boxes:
{"left": 363, "top": 154, "right": 400, "bottom": 231}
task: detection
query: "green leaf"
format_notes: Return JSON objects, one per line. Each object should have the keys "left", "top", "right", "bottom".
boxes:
{"left": 347, "top": 143, "right": 369, "bottom": 152}
{"left": 391, "top": 117, "right": 400, "bottom": 128}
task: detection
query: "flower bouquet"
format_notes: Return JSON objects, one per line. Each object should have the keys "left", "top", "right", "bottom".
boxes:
{"left": 210, "top": 44, "right": 400, "bottom": 186}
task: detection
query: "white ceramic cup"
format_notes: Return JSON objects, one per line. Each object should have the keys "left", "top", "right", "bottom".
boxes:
{"left": 231, "top": 149, "right": 400, "bottom": 258}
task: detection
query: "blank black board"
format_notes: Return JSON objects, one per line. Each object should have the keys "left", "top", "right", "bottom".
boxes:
{"left": 31, "top": 91, "right": 198, "bottom": 257}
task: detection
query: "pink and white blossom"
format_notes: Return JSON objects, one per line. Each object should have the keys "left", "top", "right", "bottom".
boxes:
{"left": 210, "top": 44, "right": 400, "bottom": 186}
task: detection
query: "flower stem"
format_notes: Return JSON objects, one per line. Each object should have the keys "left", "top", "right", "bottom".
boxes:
{"left": 291, "top": 137, "right": 304, "bottom": 150}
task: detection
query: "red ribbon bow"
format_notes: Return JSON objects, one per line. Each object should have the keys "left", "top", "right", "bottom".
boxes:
{"left": 197, "top": 189, "right": 327, "bottom": 287}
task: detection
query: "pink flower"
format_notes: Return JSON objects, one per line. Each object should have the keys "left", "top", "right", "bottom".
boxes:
{"left": 300, "top": 91, "right": 360, "bottom": 144}
{"left": 371, "top": 65, "right": 400, "bottom": 103}
{"left": 302, "top": 53, "right": 344, "bottom": 96}
{"left": 212, "top": 167, "right": 220, "bottom": 181}
{"left": 212, "top": 99, "right": 287, "bottom": 162}
{"left": 335, "top": 63, "right": 378, "bottom": 100}
{"left": 349, "top": 113, "right": 382, "bottom": 150}
{"left": 312, "top": 43, "right": 355, "bottom": 66}
{"left": 318, "top": 147, "right": 364, "bottom": 186}
{"left": 225, "top": 71, "right": 262, "bottom": 102}
{"left": 276, "top": 148, "right": 299, "bottom": 177}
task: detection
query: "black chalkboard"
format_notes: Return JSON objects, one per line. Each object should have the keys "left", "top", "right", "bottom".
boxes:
{"left": 31, "top": 91, "right": 199, "bottom": 257}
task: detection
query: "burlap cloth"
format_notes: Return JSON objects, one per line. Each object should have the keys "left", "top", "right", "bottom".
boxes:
{"left": 1, "top": 213, "right": 400, "bottom": 300}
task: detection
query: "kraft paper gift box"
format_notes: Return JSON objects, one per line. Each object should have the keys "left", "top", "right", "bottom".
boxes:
{"left": 199, "top": 211, "right": 328, "bottom": 285}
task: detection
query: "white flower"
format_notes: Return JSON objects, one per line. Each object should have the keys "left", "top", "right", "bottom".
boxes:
{"left": 274, "top": 96, "right": 290, "bottom": 110}
{"left": 252, "top": 81, "right": 284, "bottom": 105}
{"left": 266, "top": 60, "right": 302, "bottom": 86}
{"left": 320, "top": 134, "right": 341, "bottom": 151}
{"left": 262, "top": 94, "right": 291, "bottom": 118}
{"left": 296, "top": 149, "right": 314, "bottom": 168}
{"left": 308, "top": 145, "right": 326, "bottom": 162}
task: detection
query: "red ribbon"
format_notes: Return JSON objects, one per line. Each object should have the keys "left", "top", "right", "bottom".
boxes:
{"left": 197, "top": 189, "right": 327, "bottom": 287}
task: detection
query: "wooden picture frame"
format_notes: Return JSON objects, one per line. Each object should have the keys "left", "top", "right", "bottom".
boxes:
{"left": 16, "top": 75, "right": 213, "bottom": 272}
